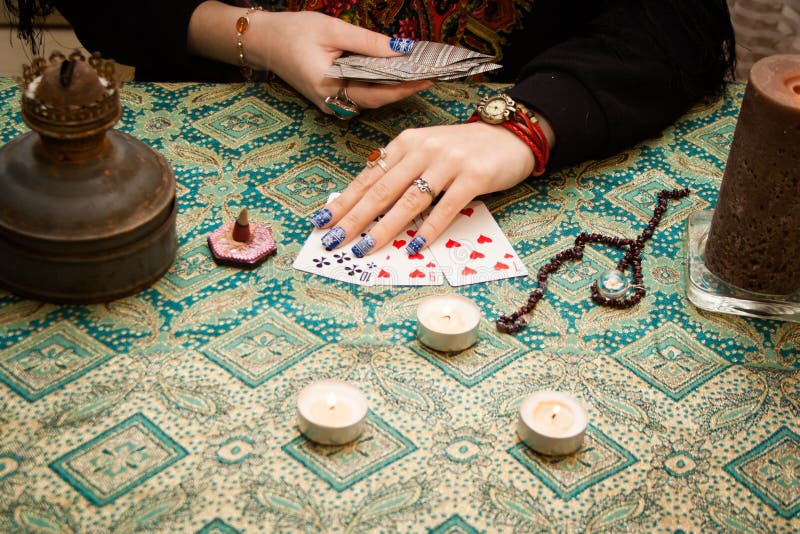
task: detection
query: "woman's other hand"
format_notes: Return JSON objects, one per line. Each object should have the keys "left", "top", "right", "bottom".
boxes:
{"left": 308, "top": 122, "right": 542, "bottom": 256}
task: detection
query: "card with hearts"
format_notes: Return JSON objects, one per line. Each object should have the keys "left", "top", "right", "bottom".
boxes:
{"left": 370, "top": 226, "right": 443, "bottom": 286}
{"left": 293, "top": 199, "right": 443, "bottom": 286}
{"left": 423, "top": 200, "right": 529, "bottom": 286}
{"left": 294, "top": 196, "right": 526, "bottom": 287}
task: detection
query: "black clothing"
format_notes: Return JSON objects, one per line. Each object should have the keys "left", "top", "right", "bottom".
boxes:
{"left": 52, "top": 0, "right": 734, "bottom": 168}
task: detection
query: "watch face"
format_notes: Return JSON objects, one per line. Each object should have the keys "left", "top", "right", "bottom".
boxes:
{"left": 479, "top": 95, "right": 514, "bottom": 124}
{"left": 485, "top": 98, "right": 507, "bottom": 117}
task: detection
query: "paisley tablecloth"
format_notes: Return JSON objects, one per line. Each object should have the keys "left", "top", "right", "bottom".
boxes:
{"left": 1, "top": 78, "right": 798, "bottom": 532}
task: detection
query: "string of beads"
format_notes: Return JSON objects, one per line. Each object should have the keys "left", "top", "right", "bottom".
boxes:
{"left": 496, "top": 188, "right": 691, "bottom": 334}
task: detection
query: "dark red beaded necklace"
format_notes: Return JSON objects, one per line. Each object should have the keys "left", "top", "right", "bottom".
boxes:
{"left": 496, "top": 188, "right": 690, "bottom": 334}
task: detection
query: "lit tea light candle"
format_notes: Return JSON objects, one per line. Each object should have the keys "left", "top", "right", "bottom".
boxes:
{"left": 517, "top": 390, "right": 589, "bottom": 455}
{"left": 416, "top": 294, "right": 481, "bottom": 352}
{"left": 297, "top": 380, "right": 368, "bottom": 445}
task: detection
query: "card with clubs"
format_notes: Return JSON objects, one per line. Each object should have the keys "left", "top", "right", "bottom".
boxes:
{"left": 294, "top": 195, "right": 525, "bottom": 287}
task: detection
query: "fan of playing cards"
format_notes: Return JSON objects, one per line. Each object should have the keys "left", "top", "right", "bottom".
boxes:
{"left": 294, "top": 197, "right": 528, "bottom": 287}
{"left": 324, "top": 41, "right": 502, "bottom": 84}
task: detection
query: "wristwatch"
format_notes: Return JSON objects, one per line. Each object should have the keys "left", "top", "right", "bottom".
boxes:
{"left": 475, "top": 93, "right": 539, "bottom": 126}
{"left": 475, "top": 93, "right": 518, "bottom": 124}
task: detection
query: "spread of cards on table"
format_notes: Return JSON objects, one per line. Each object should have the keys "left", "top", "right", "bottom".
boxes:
{"left": 323, "top": 41, "right": 501, "bottom": 84}
{"left": 293, "top": 198, "right": 528, "bottom": 287}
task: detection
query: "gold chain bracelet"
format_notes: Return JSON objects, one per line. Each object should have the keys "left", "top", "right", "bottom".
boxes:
{"left": 235, "top": 6, "right": 263, "bottom": 82}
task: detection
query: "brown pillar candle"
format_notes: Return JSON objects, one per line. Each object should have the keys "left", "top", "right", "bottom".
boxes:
{"left": 704, "top": 55, "right": 800, "bottom": 295}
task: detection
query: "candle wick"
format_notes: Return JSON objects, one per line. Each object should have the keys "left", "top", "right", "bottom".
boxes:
{"left": 443, "top": 315, "right": 451, "bottom": 322}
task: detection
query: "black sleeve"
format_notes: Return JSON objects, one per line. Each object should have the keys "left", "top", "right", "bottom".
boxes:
{"left": 53, "top": 0, "right": 234, "bottom": 81}
{"left": 508, "top": 0, "right": 734, "bottom": 169}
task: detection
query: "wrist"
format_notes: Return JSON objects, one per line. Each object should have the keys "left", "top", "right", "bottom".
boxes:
{"left": 187, "top": 2, "right": 273, "bottom": 78}
{"left": 501, "top": 122, "right": 544, "bottom": 176}
{"left": 466, "top": 121, "right": 537, "bottom": 177}
{"left": 244, "top": 10, "right": 275, "bottom": 73}
{"left": 469, "top": 93, "right": 554, "bottom": 176}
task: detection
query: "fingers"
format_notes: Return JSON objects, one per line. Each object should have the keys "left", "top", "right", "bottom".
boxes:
{"left": 352, "top": 173, "right": 451, "bottom": 258}
{"left": 320, "top": 80, "right": 432, "bottom": 118}
{"left": 326, "top": 18, "right": 403, "bottom": 58}
{"left": 346, "top": 81, "right": 433, "bottom": 109}
{"left": 409, "top": 183, "right": 477, "bottom": 255}
{"left": 308, "top": 123, "right": 533, "bottom": 259}
{"left": 310, "top": 145, "right": 404, "bottom": 227}
{"left": 320, "top": 153, "right": 430, "bottom": 251}
{"left": 309, "top": 126, "right": 464, "bottom": 256}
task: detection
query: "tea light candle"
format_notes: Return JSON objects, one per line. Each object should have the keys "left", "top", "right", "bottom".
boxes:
{"left": 517, "top": 390, "right": 589, "bottom": 455}
{"left": 416, "top": 294, "right": 481, "bottom": 352}
{"left": 297, "top": 380, "right": 368, "bottom": 445}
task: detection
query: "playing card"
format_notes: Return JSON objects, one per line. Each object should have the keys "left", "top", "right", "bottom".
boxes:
{"left": 294, "top": 196, "right": 525, "bottom": 287}
{"left": 293, "top": 227, "right": 377, "bottom": 286}
{"left": 425, "top": 201, "right": 529, "bottom": 286}
{"left": 437, "top": 62, "right": 505, "bottom": 80}
{"left": 293, "top": 196, "right": 442, "bottom": 286}
{"left": 370, "top": 226, "right": 443, "bottom": 286}
{"left": 323, "top": 41, "right": 501, "bottom": 83}
{"left": 326, "top": 64, "right": 407, "bottom": 84}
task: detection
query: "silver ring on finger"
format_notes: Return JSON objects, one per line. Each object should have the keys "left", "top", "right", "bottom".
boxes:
{"left": 413, "top": 177, "right": 436, "bottom": 199}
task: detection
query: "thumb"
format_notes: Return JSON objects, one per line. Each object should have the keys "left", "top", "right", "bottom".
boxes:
{"left": 327, "top": 19, "right": 410, "bottom": 58}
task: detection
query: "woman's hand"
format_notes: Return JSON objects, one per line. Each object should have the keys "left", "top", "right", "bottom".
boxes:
{"left": 308, "top": 122, "right": 538, "bottom": 255}
{"left": 188, "top": 3, "right": 429, "bottom": 113}
{"left": 248, "top": 10, "right": 431, "bottom": 113}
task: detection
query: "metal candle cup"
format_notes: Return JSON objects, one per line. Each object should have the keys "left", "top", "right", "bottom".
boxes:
{"left": 517, "top": 391, "right": 589, "bottom": 456}
{"left": 416, "top": 294, "right": 481, "bottom": 352}
{"left": 296, "top": 380, "right": 368, "bottom": 445}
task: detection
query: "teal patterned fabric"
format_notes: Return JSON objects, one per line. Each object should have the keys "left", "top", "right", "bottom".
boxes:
{"left": 0, "top": 77, "right": 799, "bottom": 532}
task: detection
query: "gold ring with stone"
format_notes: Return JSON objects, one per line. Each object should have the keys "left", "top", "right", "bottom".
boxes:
{"left": 324, "top": 87, "right": 360, "bottom": 120}
{"left": 367, "top": 147, "right": 389, "bottom": 172}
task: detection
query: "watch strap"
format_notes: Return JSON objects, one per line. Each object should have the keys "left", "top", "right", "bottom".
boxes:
{"left": 512, "top": 103, "right": 549, "bottom": 169}
{"left": 502, "top": 121, "right": 547, "bottom": 176}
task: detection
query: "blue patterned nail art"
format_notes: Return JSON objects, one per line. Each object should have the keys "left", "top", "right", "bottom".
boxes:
{"left": 351, "top": 235, "right": 376, "bottom": 258}
{"left": 389, "top": 37, "right": 416, "bottom": 53}
{"left": 309, "top": 208, "right": 332, "bottom": 228}
{"left": 321, "top": 226, "right": 346, "bottom": 250}
{"left": 405, "top": 235, "right": 426, "bottom": 256}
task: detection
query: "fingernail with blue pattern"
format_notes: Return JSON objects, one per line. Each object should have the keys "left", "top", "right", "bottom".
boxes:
{"left": 351, "top": 235, "right": 376, "bottom": 258}
{"left": 309, "top": 208, "right": 332, "bottom": 228}
{"left": 406, "top": 235, "right": 426, "bottom": 256}
{"left": 321, "top": 226, "right": 346, "bottom": 250}
{"left": 389, "top": 37, "right": 416, "bottom": 54}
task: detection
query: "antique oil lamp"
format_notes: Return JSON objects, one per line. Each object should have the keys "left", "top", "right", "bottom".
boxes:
{"left": 0, "top": 51, "right": 176, "bottom": 302}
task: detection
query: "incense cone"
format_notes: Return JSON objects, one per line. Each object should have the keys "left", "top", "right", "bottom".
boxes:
{"left": 232, "top": 208, "right": 251, "bottom": 242}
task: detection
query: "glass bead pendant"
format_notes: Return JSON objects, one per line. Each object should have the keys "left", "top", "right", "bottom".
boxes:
{"left": 597, "top": 269, "right": 629, "bottom": 299}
